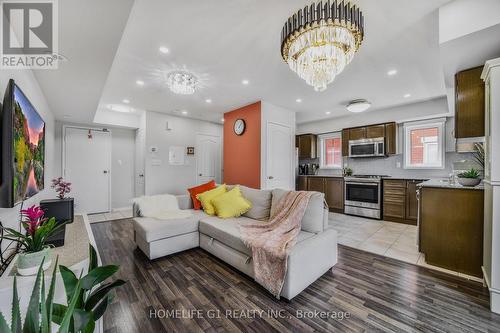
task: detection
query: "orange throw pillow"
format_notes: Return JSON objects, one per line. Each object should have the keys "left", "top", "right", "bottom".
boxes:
{"left": 188, "top": 180, "right": 216, "bottom": 210}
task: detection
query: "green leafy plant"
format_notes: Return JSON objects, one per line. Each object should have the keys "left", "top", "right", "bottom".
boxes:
{"left": 472, "top": 142, "right": 485, "bottom": 169}
{"left": 458, "top": 168, "right": 481, "bottom": 179}
{"left": 343, "top": 167, "right": 353, "bottom": 176}
{"left": 0, "top": 257, "right": 83, "bottom": 333}
{"left": 0, "top": 205, "right": 67, "bottom": 253}
{"left": 52, "top": 244, "right": 126, "bottom": 332}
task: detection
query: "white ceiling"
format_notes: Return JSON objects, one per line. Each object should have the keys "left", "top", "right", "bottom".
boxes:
{"left": 96, "top": 0, "right": 452, "bottom": 125}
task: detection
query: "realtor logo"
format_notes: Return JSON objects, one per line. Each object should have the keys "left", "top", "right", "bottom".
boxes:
{"left": 1, "top": 0, "right": 58, "bottom": 69}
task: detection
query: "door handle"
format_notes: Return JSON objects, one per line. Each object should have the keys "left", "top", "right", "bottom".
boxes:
{"left": 199, "top": 174, "right": 202, "bottom": 176}
{"left": 103, "top": 170, "right": 108, "bottom": 174}
{"left": 268, "top": 176, "right": 274, "bottom": 180}
{"left": 139, "top": 174, "right": 144, "bottom": 177}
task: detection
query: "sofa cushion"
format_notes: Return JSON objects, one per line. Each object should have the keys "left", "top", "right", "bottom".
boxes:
{"left": 197, "top": 185, "right": 227, "bottom": 215}
{"left": 199, "top": 216, "right": 315, "bottom": 256}
{"left": 133, "top": 209, "right": 206, "bottom": 242}
{"left": 240, "top": 186, "right": 272, "bottom": 221}
{"left": 271, "top": 189, "right": 325, "bottom": 233}
{"left": 188, "top": 180, "right": 216, "bottom": 210}
{"left": 212, "top": 186, "right": 252, "bottom": 218}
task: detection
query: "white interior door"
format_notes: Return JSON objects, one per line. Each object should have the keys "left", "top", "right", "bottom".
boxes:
{"left": 64, "top": 127, "right": 111, "bottom": 214}
{"left": 195, "top": 134, "right": 221, "bottom": 184}
{"left": 134, "top": 128, "right": 145, "bottom": 197}
{"left": 266, "top": 122, "right": 293, "bottom": 190}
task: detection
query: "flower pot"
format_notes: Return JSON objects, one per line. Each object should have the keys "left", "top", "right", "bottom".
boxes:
{"left": 457, "top": 177, "right": 481, "bottom": 187}
{"left": 16, "top": 247, "right": 52, "bottom": 276}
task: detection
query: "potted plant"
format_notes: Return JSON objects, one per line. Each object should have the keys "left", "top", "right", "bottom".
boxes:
{"left": 51, "top": 177, "right": 72, "bottom": 199}
{"left": 343, "top": 167, "right": 353, "bottom": 177}
{"left": 0, "top": 205, "right": 67, "bottom": 276}
{"left": 457, "top": 168, "right": 482, "bottom": 187}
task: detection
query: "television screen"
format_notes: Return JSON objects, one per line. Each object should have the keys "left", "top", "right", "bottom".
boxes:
{"left": 12, "top": 85, "right": 45, "bottom": 203}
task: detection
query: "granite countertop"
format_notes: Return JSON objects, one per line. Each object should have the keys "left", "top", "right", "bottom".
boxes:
{"left": 298, "top": 174, "right": 344, "bottom": 178}
{"left": 418, "top": 179, "right": 484, "bottom": 190}
{"left": 382, "top": 176, "right": 429, "bottom": 181}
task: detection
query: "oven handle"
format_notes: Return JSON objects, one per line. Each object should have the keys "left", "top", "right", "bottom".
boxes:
{"left": 345, "top": 182, "right": 380, "bottom": 186}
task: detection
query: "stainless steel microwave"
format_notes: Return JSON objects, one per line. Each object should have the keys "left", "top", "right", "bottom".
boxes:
{"left": 348, "top": 137, "right": 385, "bottom": 158}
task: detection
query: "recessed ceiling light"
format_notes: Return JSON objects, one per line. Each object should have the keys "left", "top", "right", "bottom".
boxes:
{"left": 325, "top": 111, "right": 331, "bottom": 115}
{"left": 404, "top": 93, "right": 411, "bottom": 98}
{"left": 122, "top": 99, "right": 130, "bottom": 104}
{"left": 107, "top": 104, "right": 133, "bottom": 113}
{"left": 387, "top": 69, "right": 398, "bottom": 76}
{"left": 242, "top": 79, "right": 249, "bottom": 85}
{"left": 296, "top": 98, "right": 302, "bottom": 103}
{"left": 205, "top": 98, "right": 212, "bottom": 103}
{"left": 136, "top": 80, "right": 145, "bottom": 86}
{"left": 346, "top": 99, "right": 372, "bottom": 113}
{"left": 181, "top": 110, "right": 188, "bottom": 115}
{"left": 159, "top": 46, "right": 169, "bottom": 54}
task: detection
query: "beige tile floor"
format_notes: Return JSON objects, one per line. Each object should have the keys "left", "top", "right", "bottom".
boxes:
{"left": 328, "top": 212, "right": 483, "bottom": 283}
{"left": 87, "top": 209, "right": 133, "bottom": 223}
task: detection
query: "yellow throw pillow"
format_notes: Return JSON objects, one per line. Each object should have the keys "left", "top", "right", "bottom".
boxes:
{"left": 196, "top": 184, "right": 227, "bottom": 215}
{"left": 212, "top": 186, "right": 252, "bottom": 219}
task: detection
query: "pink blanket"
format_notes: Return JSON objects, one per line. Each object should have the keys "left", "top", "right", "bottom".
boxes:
{"left": 239, "top": 191, "right": 313, "bottom": 298}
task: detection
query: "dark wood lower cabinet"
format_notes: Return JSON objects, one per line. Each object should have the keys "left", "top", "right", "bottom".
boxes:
{"left": 304, "top": 176, "right": 344, "bottom": 213}
{"left": 297, "top": 176, "right": 308, "bottom": 191}
{"left": 419, "top": 187, "right": 484, "bottom": 277}
{"left": 383, "top": 179, "right": 423, "bottom": 225}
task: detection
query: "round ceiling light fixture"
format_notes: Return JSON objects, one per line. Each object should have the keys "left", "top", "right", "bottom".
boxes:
{"left": 166, "top": 70, "right": 199, "bottom": 95}
{"left": 346, "top": 99, "right": 371, "bottom": 113}
{"left": 281, "top": 1, "right": 365, "bottom": 92}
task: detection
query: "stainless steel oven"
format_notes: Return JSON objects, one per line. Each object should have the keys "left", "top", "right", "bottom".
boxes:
{"left": 349, "top": 137, "right": 385, "bottom": 158}
{"left": 344, "top": 176, "right": 382, "bottom": 219}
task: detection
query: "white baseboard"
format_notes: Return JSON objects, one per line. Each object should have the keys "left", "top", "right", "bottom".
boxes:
{"left": 112, "top": 206, "right": 132, "bottom": 212}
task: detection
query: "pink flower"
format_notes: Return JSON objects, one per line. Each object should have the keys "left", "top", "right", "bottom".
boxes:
{"left": 51, "top": 177, "right": 72, "bottom": 199}
{"left": 21, "top": 205, "right": 46, "bottom": 236}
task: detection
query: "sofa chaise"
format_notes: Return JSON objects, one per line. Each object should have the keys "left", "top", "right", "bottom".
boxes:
{"left": 132, "top": 187, "right": 338, "bottom": 300}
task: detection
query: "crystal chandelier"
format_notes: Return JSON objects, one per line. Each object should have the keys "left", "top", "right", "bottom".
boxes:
{"left": 281, "top": 1, "right": 364, "bottom": 92}
{"left": 166, "top": 71, "right": 198, "bottom": 95}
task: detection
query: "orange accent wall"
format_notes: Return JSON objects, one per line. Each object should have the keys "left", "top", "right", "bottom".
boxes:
{"left": 223, "top": 101, "right": 261, "bottom": 189}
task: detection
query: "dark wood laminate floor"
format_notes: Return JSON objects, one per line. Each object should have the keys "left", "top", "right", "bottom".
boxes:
{"left": 92, "top": 220, "right": 500, "bottom": 333}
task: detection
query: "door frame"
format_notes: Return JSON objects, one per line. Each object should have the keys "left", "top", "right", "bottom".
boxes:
{"left": 194, "top": 132, "right": 222, "bottom": 185}
{"left": 62, "top": 125, "right": 112, "bottom": 213}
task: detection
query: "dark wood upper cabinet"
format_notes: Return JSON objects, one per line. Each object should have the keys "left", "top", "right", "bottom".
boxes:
{"left": 455, "top": 66, "right": 485, "bottom": 138}
{"left": 342, "top": 129, "right": 349, "bottom": 156}
{"left": 325, "top": 178, "right": 344, "bottom": 212}
{"left": 297, "top": 134, "right": 317, "bottom": 159}
{"left": 348, "top": 127, "right": 366, "bottom": 141}
{"left": 366, "top": 124, "right": 385, "bottom": 139}
{"left": 385, "top": 122, "right": 397, "bottom": 155}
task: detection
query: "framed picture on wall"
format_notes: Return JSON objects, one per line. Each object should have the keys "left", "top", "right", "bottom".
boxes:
{"left": 187, "top": 147, "right": 195, "bottom": 155}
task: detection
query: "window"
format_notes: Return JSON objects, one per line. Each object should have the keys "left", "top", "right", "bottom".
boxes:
{"left": 319, "top": 133, "right": 342, "bottom": 169}
{"left": 404, "top": 119, "right": 445, "bottom": 169}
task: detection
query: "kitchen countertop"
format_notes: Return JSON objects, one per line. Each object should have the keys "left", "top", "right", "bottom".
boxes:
{"left": 298, "top": 174, "right": 344, "bottom": 178}
{"left": 418, "top": 179, "right": 484, "bottom": 190}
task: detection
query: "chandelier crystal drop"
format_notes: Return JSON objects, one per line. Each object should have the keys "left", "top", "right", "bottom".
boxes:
{"left": 281, "top": 1, "right": 364, "bottom": 92}
{"left": 166, "top": 71, "right": 198, "bottom": 95}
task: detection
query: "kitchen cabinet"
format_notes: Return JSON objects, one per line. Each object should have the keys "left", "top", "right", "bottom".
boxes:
{"left": 366, "top": 124, "right": 385, "bottom": 139}
{"left": 419, "top": 186, "right": 484, "bottom": 277}
{"left": 341, "top": 122, "right": 397, "bottom": 156}
{"left": 455, "top": 66, "right": 485, "bottom": 138}
{"left": 305, "top": 177, "right": 344, "bottom": 213}
{"left": 385, "top": 122, "right": 397, "bottom": 155}
{"left": 348, "top": 127, "right": 366, "bottom": 141}
{"left": 325, "top": 178, "right": 344, "bottom": 212}
{"left": 383, "top": 179, "right": 423, "bottom": 225}
{"left": 296, "top": 134, "right": 317, "bottom": 159}
{"left": 297, "top": 176, "right": 308, "bottom": 191}
{"left": 342, "top": 129, "right": 349, "bottom": 157}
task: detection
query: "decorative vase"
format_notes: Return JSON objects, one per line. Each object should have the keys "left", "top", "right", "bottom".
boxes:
{"left": 457, "top": 177, "right": 481, "bottom": 187}
{"left": 16, "top": 246, "right": 52, "bottom": 276}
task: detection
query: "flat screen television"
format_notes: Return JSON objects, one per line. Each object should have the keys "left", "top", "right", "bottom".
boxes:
{"left": 1, "top": 79, "right": 45, "bottom": 208}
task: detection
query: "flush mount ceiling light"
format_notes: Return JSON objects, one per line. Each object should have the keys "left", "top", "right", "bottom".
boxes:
{"left": 166, "top": 70, "right": 198, "bottom": 95}
{"left": 281, "top": 1, "right": 364, "bottom": 92}
{"left": 107, "top": 104, "right": 134, "bottom": 113}
{"left": 346, "top": 99, "right": 371, "bottom": 113}
{"left": 387, "top": 69, "right": 398, "bottom": 76}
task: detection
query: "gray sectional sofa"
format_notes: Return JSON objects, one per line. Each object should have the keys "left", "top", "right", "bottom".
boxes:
{"left": 132, "top": 186, "right": 338, "bottom": 300}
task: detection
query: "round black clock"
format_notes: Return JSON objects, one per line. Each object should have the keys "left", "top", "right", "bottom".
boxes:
{"left": 233, "top": 119, "right": 246, "bottom": 135}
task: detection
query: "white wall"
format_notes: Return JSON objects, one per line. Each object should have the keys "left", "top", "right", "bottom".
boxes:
{"left": 54, "top": 122, "right": 136, "bottom": 210}
{"left": 144, "top": 111, "right": 223, "bottom": 195}
{"left": 297, "top": 97, "right": 451, "bottom": 135}
{"left": 439, "top": 0, "right": 500, "bottom": 44}
{"left": 111, "top": 128, "right": 135, "bottom": 208}
{"left": 0, "top": 70, "right": 56, "bottom": 254}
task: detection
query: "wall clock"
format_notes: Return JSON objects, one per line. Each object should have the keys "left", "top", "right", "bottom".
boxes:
{"left": 233, "top": 119, "right": 246, "bottom": 136}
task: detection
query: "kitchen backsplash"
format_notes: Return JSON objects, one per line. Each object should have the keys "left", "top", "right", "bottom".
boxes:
{"left": 314, "top": 152, "right": 476, "bottom": 179}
